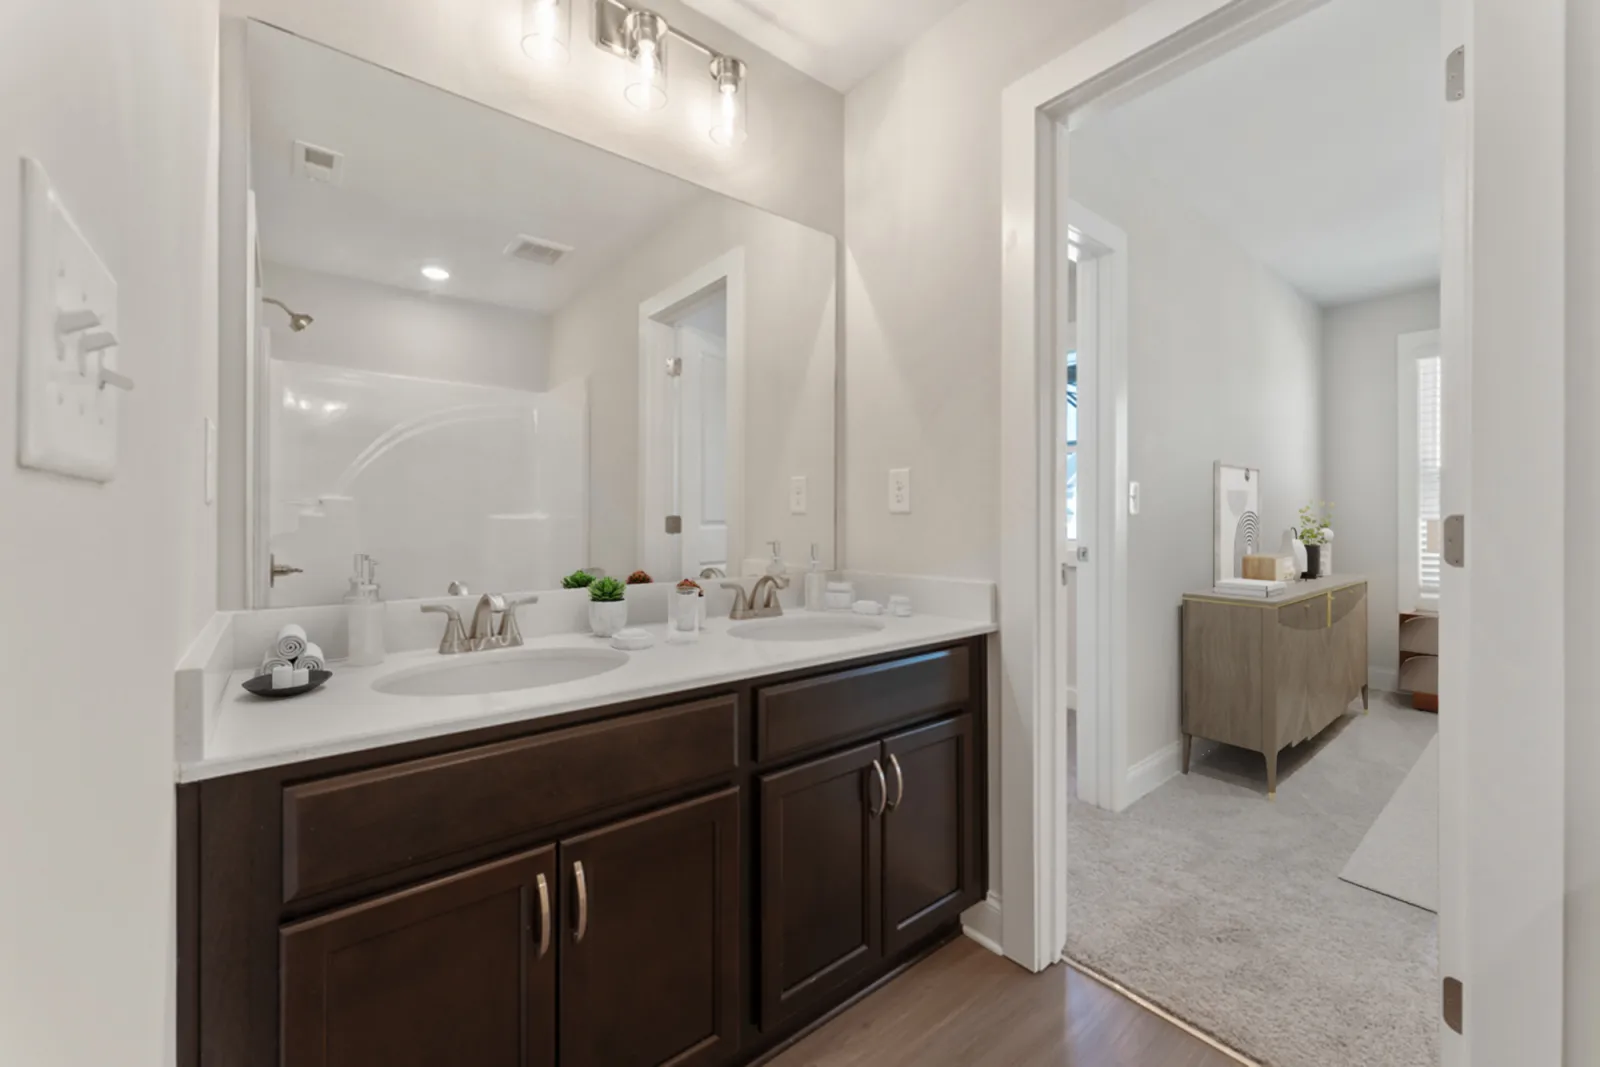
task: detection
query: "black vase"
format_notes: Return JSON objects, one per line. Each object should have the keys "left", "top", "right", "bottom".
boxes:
{"left": 1303, "top": 543, "right": 1321, "bottom": 580}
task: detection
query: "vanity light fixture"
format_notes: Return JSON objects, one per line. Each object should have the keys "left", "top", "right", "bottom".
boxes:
{"left": 621, "top": 9, "right": 669, "bottom": 110}
{"left": 421, "top": 265, "right": 451, "bottom": 281}
{"left": 585, "top": 0, "right": 750, "bottom": 144}
{"left": 521, "top": 0, "right": 572, "bottom": 62}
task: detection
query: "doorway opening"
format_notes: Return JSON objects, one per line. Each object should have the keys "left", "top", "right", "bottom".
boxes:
{"left": 638, "top": 250, "right": 746, "bottom": 583}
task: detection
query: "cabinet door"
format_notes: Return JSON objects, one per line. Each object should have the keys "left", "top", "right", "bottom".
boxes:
{"left": 281, "top": 846, "right": 556, "bottom": 1067}
{"left": 757, "top": 741, "right": 884, "bottom": 1029}
{"left": 882, "top": 715, "right": 979, "bottom": 955}
{"left": 558, "top": 788, "right": 740, "bottom": 1067}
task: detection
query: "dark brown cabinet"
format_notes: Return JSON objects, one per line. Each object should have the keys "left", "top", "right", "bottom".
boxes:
{"left": 757, "top": 714, "right": 979, "bottom": 1030}
{"left": 185, "top": 638, "right": 986, "bottom": 1067}
{"left": 281, "top": 846, "right": 558, "bottom": 1067}
{"left": 882, "top": 715, "right": 979, "bottom": 955}
{"left": 558, "top": 789, "right": 741, "bottom": 1067}
{"left": 757, "top": 741, "right": 884, "bottom": 1028}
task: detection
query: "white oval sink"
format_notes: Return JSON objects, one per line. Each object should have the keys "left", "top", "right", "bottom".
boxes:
{"left": 373, "top": 647, "right": 629, "bottom": 697}
{"left": 727, "top": 615, "right": 888, "bottom": 642}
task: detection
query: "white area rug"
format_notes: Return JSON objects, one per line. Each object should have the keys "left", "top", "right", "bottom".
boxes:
{"left": 1340, "top": 733, "right": 1439, "bottom": 912}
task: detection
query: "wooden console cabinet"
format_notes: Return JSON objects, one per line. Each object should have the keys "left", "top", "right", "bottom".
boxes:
{"left": 178, "top": 638, "right": 986, "bottom": 1067}
{"left": 1181, "top": 577, "right": 1368, "bottom": 796}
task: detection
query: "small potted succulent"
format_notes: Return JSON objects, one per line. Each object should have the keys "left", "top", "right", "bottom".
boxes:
{"left": 626, "top": 569, "right": 653, "bottom": 585}
{"left": 1295, "top": 502, "right": 1336, "bottom": 579}
{"left": 562, "top": 569, "right": 596, "bottom": 590}
{"left": 587, "top": 576, "right": 628, "bottom": 637}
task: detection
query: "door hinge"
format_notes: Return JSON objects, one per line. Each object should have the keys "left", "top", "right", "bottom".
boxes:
{"left": 664, "top": 515, "right": 682, "bottom": 534}
{"left": 665, "top": 356, "right": 683, "bottom": 378}
{"left": 1443, "top": 514, "right": 1465, "bottom": 568}
{"left": 1077, "top": 545, "right": 1090, "bottom": 563}
{"left": 1445, "top": 46, "right": 1465, "bottom": 101}
{"left": 1061, "top": 562, "right": 1070, "bottom": 585}
{"left": 1442, "top": 976, "right": 1464, "bottom": 1034}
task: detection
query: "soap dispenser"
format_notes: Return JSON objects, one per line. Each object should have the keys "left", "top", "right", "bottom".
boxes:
{"left": 804, "top": 543, "right": 827, "bottom": 611}
{"left": 345, "top": 553, "right": 386, "bottom": 667}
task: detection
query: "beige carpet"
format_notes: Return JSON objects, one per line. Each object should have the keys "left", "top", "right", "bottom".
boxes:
{"left": 1067, "top": 695, "right": 1438, "bottom": 1067}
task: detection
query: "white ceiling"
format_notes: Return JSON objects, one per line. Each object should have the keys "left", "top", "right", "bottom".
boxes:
{"left": 1083, "top": 0, "right": 1442, "bottom": 306}
{"left": 248, "top": 23, "right": 715, "bottom": 314}
{"left": 678, "top": 0, "right": 968, "bottom": 92}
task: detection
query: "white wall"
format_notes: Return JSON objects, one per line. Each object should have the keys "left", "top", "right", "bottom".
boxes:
{"left": 548, "top": 196, "right": 836, "bottom": 578}
{"left": 1321, "top": 284, "right": 1440, "bottom": 687}
{"left": 262, "top": 263, "right": 551, "bottom": 390}
{"left": 222, "top": 0, "right": 844, "bottom": 236}
{"left": 1567, "top": 0, "right": 1600, "bottom": 1056}
{"left": 0, "top": 1, "right": 218, "bottom": 1065}
{"left": 1068, "top": 127, "right": 1323, "bottom": 769}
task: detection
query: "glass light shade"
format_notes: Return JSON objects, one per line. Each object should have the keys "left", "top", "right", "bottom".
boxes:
{"left": 623, "top": 10, "right": 669, "bottom": 110}
{"left": 520, "top": 0, "right": 570, "bottom": 62}
{"left": 708, "top": 56, "right": 748, "bottom": 146}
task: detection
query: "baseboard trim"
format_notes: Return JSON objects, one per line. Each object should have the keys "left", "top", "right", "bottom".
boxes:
{"left": 1369, "top": 665, "right": 1398, "bottom": 693}
{"left": 1124, "top": 740, "right": 1182, "bottom": 805}
{"left": 961, "top": 891, "right": 1003, "bottom": 956}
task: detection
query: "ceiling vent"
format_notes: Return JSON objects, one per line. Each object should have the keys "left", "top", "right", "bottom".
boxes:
{"left": 293, "top": 140, "right": 345, "bottom": 185}
{"left": 504, "top": 234, "right": 573, "bottom": 266}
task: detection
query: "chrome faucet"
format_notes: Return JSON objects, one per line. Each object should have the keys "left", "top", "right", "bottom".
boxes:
{"left": 722, "top": 575, "right": 789, "bottom": 621}
{"left": 421, "top": 593, "right": 538, "bottom": 655}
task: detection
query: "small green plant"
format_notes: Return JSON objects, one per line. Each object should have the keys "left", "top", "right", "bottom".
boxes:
{"left": 588, "top": 576, "right": 626, "bottom": 602}
{"left": 561, "top": 570, "right": 595, "bottom": 590}
{"left": 1296, "top": 502, "right": 1336, "bottom": 545}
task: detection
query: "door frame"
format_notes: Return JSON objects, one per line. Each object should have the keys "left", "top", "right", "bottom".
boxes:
{"left": 1057, "top": 196, "right": 1129, "bottom": 815}
{"left": 999, "top": 0, "right": 1568, "bottom": 1061}
{"left": 637, "top": 248, "right": 746, "bottom": 580}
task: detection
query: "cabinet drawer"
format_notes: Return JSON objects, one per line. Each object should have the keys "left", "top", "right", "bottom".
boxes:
{"left": 282, "top": 696, "right": 739, "bottom": 904}
{"left": 755, "top": 647, "right": 970, "bottom": 763}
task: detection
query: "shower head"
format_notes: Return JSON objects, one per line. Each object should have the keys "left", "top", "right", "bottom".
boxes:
{"left": 264, "top": 297, "right": 314, "bottom": 332}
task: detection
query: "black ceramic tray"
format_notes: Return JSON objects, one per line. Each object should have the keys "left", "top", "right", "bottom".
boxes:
{"left": 241, "top": 669, "right": 332, "bottom": 699}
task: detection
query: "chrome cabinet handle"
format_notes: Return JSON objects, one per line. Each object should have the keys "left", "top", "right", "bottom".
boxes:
{"left": 535, "top": 873, "right": 551, "bottom": 959}
{"left": 573, "top": 861, "right": 589, "bottom": 943}
{"left": 887, "top": 754, "right": 905, "bottom": 810}
{"left": 869, "top": 759, "right": 888, "bottom": 818}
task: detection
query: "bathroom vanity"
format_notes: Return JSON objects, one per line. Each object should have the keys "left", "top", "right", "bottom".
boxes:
{"left": 177, "top": 627, "right": 989, "bottom": 1067}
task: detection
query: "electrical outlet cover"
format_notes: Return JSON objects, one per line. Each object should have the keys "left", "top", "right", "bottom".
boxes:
{"left": 789, "top": 475, "right": 807, "bottom": 515}
{"left": 889, "top": 468, "right": 912, "bottom": 514}
{"left": 17, "top": 157, "right": 123, "bottom": 482}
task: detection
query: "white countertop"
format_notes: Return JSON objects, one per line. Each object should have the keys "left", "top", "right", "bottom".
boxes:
{"left": 179, "top": 612, "right": 994, "bottom": 782}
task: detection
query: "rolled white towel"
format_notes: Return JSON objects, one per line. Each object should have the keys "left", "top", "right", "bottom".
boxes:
{"left": 276, "top": 623, "right": 308, "bottom": 660}
{"left": 296, "top": 642, "right": 326, "bottom": 673}
{"left": 257, "top": 652, "right": 293, "bottom": 678}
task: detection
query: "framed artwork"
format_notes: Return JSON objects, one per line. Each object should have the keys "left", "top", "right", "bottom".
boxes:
{"left": 1214, "top": 461, "right": 1261, "bottom": 583}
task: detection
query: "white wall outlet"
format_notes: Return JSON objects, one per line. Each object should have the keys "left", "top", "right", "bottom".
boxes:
{"left": 17, "top": 157, "right": 125, "bottom": 482}
{"left": 789, "top": 475, "right": 808, "bottom": 515}
{"left": 1128, "top": 480, "right": 1141, "bottom": 515}
{"left": 888, "top": 467, "right": 912, "bottom": 514}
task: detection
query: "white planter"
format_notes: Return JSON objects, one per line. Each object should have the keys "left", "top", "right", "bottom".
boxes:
{"left": 588, "top": 599, "right": 628, "bottom": 637}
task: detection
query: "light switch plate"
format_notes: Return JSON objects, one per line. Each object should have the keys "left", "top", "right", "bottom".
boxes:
{"left": 17, "top": 157, "right": 123, "bottom": 482}
{"left": 789, "top": 475, "right": 807, "bottom": 515}
{"left": 888, "top": 468, "right": 912, "bottom": 514}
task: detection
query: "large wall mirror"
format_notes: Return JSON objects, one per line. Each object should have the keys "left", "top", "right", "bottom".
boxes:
{"left": 232, "top": 22, "right": 836, "bottom": 607}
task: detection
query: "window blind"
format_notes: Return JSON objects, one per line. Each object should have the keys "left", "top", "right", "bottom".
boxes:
{"left": 1417, "top": 354, "right": 1443, "bottom": 595}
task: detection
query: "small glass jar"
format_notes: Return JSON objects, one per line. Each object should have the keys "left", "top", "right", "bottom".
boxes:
{"left": 671, "top": 586, "right": 702, "bottom": 639}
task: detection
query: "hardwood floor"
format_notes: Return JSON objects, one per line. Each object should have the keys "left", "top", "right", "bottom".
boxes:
{"left": 765, "top": 936, "right": 1241, "bottom": 1067}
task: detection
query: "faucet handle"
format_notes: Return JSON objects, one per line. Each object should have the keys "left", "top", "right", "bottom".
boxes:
{"left": 719, "top": 580, "right": 751, "bottom": 613}
{"left": 421, "top": 604, "right": 469, "bottom": 654}
{"left": 498, "top": 595, "right": 538, "bottom": 645}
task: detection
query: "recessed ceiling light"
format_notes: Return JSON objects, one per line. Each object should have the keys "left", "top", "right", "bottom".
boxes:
{"left": 421, "top": 265, "right": 450, "bottom": 282}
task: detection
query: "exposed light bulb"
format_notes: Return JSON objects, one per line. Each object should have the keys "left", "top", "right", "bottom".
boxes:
{"left": 708, "top": 56, "right": 747, "bottom": 146}
{"left": 421, "top": 265, "right": 450, "bottom": 282}
{"left": 623, "top": 10, "right": 669, "bottom": 111}
{"left": 520, "top": 0, "right": 570, "bottom": 63}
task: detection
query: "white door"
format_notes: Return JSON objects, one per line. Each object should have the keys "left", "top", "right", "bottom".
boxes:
{"left": 676, "top": 317, "right": 728, "bottom": 579}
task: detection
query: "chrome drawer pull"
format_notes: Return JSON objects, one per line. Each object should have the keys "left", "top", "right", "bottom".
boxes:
{"left": 573, "top": 861, "right": 589, "bottom": 943}
{"left": 869, "top": 759, "right": 888, "bottom": 817}
{"left": 887, "top": 754, "right": 904, "bottom": 810}
{"left": 535, "top": 873, "right": 551, "bottom": 959}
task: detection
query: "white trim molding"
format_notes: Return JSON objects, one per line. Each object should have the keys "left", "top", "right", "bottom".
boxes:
{"left": 1124, "top": 741, "right": 1182, "bottom": 807}
{"left": 961, "top": 891, "right": 1005, "bottom": 957}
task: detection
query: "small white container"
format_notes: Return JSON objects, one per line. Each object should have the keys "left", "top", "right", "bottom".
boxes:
{"left": 589, "top": 599, "right": 628, "bottom": 638}
{"left": 825, "top": 581, "right": 854, "bottom": 611}
{"left": 852, "top": 600, "right": 884, "bottom": 616}
{"left": 888, "top": 595, "right": 913, "bottom": 617}
{"left": 345, "top": 553, "right": 386, "bottom": 667}
{"left": 671, "top": 587, "right": 702, "bottom": 640}
{"left": 611, "top": 627, "right": 655, "bottom": 651}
